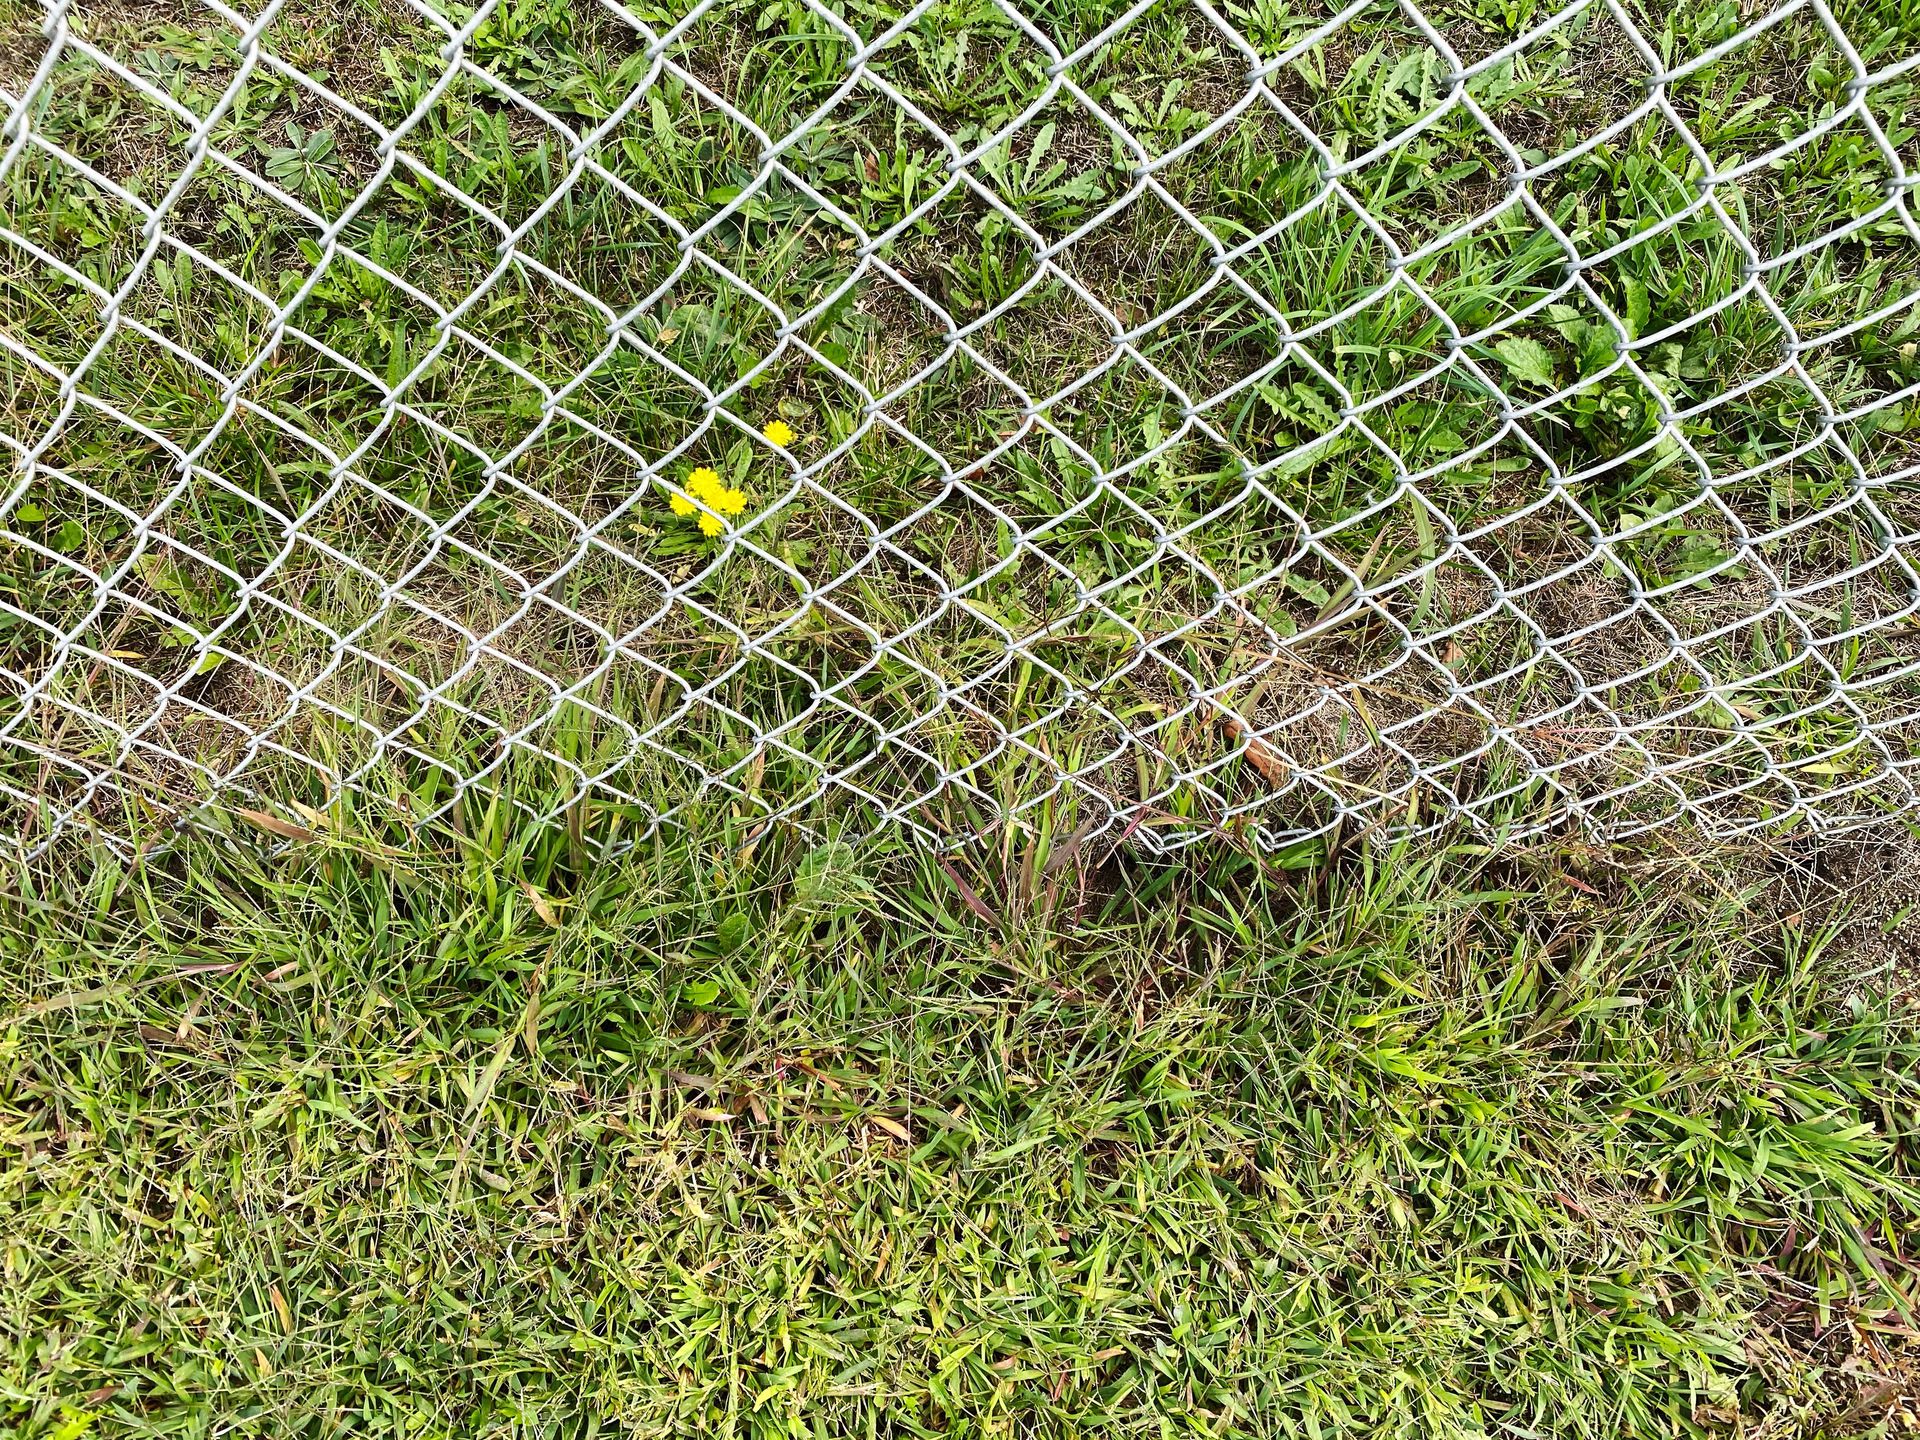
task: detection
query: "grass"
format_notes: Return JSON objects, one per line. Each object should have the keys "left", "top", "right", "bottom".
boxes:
{"left": 2, "top": 798, "right": 1919, "bottom": 1437}
{"left": 0, "top": 0, "right": 1916, "bottom": 857}
{"left": 5, "top": 4, "right": 1920, "bottom": 1429}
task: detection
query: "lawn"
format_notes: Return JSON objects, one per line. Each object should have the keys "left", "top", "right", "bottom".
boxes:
{"left": 2, "top": 808, "right": 1918, "bottom": 1436}
{"left": 3, "top": 0, "right": 1920, "bottom": 1433}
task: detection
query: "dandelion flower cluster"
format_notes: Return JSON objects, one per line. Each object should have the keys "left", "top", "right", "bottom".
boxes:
{"left": 762, "top": 418, "right": 797, "bottom": 447}
{"left": 668, "top": 466, "right": 748, "bottom": 537}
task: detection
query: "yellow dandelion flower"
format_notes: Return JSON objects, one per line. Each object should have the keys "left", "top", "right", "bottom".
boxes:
{"left": 762, "top": 419, "right": 797, "bottom": 448}
{"left": 673, "top": 466, "right": 746, "bottom": 536}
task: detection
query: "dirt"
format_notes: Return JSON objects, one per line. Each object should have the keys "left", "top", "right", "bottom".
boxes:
{"left": 0, "top": 0, "right": 44, "bottom": 99}
{"left": 1807, "top": 823, "right": 1920, "bottom": 993}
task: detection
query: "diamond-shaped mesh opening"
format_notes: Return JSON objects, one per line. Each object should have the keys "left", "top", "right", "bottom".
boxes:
{"left": 1226, "top": 189, "right": 1398, "bottom": 331}
{"left": 670, "top": 4, "right": 858, "bottom": 135}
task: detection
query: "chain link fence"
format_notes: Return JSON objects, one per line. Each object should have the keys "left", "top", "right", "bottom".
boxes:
{"left": 0, "top": 0, "right": 1916, "bottom": 856}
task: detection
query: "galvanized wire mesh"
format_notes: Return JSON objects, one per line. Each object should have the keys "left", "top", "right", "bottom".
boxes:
{"left": 1, "top": 0, "right": 1916, "bottom": 856}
